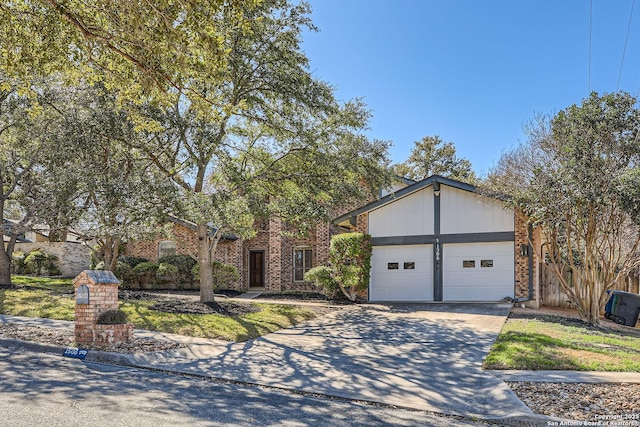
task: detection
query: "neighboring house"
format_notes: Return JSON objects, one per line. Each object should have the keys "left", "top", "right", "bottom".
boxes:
{"left": 3, "top": 219, "right": 92, "bottom": 277}
{"left": 2, "top": 219, "right": 30, "bottom": 244}
{"left": 334, "top": 175, "right": 542, "bottom": 306}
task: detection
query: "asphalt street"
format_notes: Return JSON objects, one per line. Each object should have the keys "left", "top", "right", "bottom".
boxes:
{"left": 0, "top": 348, "right": 496, "bottom": 427}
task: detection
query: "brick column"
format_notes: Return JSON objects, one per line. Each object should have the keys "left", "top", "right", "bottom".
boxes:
{"left": 514, "top": 209, "right": 540, "bottom": 308}
{"left": 268, "top": 217, "right": 283, "bottom": 291}
{"left": 73, "top": 270, "right": 133, "bottom": 348}
{"left": 316, "top": 223, "right": 331, "bottom": 266}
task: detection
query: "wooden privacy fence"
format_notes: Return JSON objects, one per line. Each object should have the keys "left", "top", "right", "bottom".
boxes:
{"left": 540, "top": 263, "right": 640, "bottom": 308}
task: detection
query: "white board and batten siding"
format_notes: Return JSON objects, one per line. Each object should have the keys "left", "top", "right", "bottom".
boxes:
{"left": 440, "top": 186, "right": 514, "bottom": 234}
{"left": 366, "top": 181, "right": 517, "bottom": 303}
{"left": 369, "top": 186, "right": 434, "bottom": 237}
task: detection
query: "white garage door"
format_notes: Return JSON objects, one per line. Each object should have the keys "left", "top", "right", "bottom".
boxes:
{"left": 443, "top": 242, "right": 514, "bottom": 301}
{"left": 370, "top": 245, "right": 433, "bottom": 301}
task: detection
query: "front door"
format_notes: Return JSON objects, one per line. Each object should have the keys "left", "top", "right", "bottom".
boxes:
{"left": 249, "top": 251, "right": 265, "bottom": 288}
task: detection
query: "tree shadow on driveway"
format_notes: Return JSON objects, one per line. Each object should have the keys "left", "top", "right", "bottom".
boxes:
{"left": 132, "top": 303, "right": 532, "bottom": 420}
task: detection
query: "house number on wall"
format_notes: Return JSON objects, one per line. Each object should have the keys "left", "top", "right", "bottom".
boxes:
{"left": 76, "top": 284, "right": 90, "bottom": 305}
{"left": 435, "top": 241, "right": 440, "bottom": 262}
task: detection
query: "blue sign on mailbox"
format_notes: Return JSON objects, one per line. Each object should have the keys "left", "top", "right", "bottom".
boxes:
{"left": 76, "top": 284, "right": 90, "bottom": 304}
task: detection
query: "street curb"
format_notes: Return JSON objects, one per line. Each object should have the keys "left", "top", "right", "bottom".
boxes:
{"left": 489, "top": 369, "right": 640, "bottom": 384}
{"left": 0, "top": 337, "right": 67, "bottom": 356}
{"left": 0, "top": 337, "right": 136, "bottom": 366}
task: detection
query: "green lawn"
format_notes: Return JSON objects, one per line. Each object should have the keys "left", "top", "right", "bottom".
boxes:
{"left": 1, "top": 275, "right": 318, "bottom": 342}
{"left": 484, "top": 314, "right": 640, "bottom": 372}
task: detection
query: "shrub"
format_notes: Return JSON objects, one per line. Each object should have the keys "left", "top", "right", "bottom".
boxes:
{"left": 158, "top": 254, "right": 197, "bottom": 284}
{"left": 11, "top": 251, "right": 26, "bottom": 274}
{"left": 114, "top": 261, "right": 134, "bottom": 288}
{"left": 93, "top": 261, "right": 106, "bottom": 270}
{"left": 305, "top": 233, "right": 372, "bottom": 302}
{"left": 24, "top": 248, "right": 60, "bottom": 276}
{"left": 192, "top": 260, "right": 239, "bottom": 290}
{"left": 96, "top": 309, "right": 128, "bottom": 325}
{"left": 156, "top": 262, "right": 179, "bottom": 286}
{"left": 118, "top": 256, "right": 149, "bottom": 268}
{"left": 305, "top": 266, "right": 341, "bottom": 299}
{"left": 132, "top": 261, "right": 159, "bottom": 288}
{"left": 212, "top": 260, "right": 239, "bottom": 290}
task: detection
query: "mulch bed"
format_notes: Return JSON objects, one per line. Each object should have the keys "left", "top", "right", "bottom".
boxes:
{"left": 149, "top": 300, "right": 261, "bottom": 316}
{"left": 119, "top": 290, "right": 172, "bottom": 301}
{"left": 509, "top": 306, "right": 640, "bottom": 337}
{"left": 258, "top": 292, "right": 329, "bottom": 301}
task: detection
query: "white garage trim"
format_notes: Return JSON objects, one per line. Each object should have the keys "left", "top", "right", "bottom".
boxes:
{"left": 443, "top": 242, "right": 515, "bottom": 302}
{"left": 370, "top": 245, "right": 433, "bottom": 302}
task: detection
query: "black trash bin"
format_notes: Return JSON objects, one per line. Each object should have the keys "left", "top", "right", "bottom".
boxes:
{"left": 604, "top": 290, "right": 640, "bottom": 327}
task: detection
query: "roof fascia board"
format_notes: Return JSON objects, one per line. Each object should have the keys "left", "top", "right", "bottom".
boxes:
{"left": 333, "top": 175, "right": 477, "bottom": 225}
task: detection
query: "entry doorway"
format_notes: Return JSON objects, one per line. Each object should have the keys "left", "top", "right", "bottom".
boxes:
{"left": 249, "top": 250, "right": 265, "bottom": 289}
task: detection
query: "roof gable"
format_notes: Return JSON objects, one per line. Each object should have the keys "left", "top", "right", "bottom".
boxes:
{"left": 333, "top": 175, "right": 476, "bottom": 226}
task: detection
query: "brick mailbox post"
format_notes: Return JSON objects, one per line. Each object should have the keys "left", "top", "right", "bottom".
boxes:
{"left": 73, "top": 270, "right": 133, "bottom": 348}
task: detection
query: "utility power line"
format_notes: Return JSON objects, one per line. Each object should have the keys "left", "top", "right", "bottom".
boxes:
{"left": 617, "top": 0, "right": 636, "bottom": 91}
{"left": 588, "top": 0, "right": 593, "bottom": 93}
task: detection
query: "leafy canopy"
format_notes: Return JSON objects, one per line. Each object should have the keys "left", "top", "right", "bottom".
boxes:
{"left": 393, "top": 135, "right": 476, "bottom": 182}
{"left": 488, "top": 91, "right": 640, "bottom": 324}
{"left": 0, "top": 0, "right": 259, "bottom": 119}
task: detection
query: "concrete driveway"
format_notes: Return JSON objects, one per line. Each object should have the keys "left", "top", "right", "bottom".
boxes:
{"left": 131, "top": 303, "right": 533, "bottom": 420}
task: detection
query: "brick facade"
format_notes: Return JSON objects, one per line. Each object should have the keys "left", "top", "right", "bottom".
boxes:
{"left": 514, "top": 209, "right": 540, "bottom": 308}
{"left": 241, "top": 219, "right": 332, "bottom": 292}
{"left": 126, "top": 217, "right": 337, "bottom": 293}
{"left": 125, "top": 223, "right": 200, "bottom": 262}
{"left": 125, "top": 221, "right": 241, "bottom": 289}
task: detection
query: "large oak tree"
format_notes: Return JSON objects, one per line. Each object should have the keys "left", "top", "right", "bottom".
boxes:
{"left": 2, "top": 0, "right": 392, "bottom": 300}
{"left": 135, "top": 0, "right": 391, "bottom": 302}
{"left": 0, "top": 0, "right": 258, "bottom": 117}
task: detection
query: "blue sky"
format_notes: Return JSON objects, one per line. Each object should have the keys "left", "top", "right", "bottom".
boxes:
{"left": 302, "top": 0, "right": 640, "bottom": 176}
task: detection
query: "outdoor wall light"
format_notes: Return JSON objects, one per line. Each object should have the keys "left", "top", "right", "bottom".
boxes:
{"left": 519, "top": 244, "right": 530, "bottom": 257}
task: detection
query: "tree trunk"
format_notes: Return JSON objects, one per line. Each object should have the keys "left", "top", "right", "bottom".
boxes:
{"left": 103, "top": 238, "right": 115, "bottom": 271}
{"left": 0, "top": 248, "right": 11, "bottom": 286}
{"left": 108, "top": 238, "right": 120, "bottom": 271}
{"left": 198, "top": 223, "right": 215, "bottom": 303}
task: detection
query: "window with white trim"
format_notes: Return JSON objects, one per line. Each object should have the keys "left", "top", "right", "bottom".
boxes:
{"left": 293, "top": 247, "right": 313, "bottom": 282}
{"left": 158, "top": 241, "right": 176, "bottom": 259}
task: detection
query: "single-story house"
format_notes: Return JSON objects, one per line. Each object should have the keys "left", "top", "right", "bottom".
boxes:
{"left": 334, "top": 175, "right": 541, "bottom": 306}
{"left": 125, "top": 176, "right": 542, "bottom": 306}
